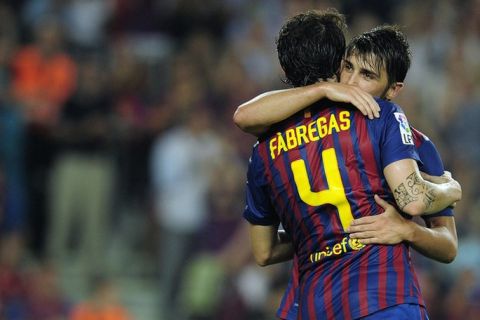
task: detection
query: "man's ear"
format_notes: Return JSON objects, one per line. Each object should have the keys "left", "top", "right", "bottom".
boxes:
{"left": 385, "top": 82, "right": 404, "bottom": 100}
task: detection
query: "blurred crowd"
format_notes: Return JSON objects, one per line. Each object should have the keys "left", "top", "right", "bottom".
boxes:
{"left": 0, "top": 0, "right": 478, "bottom": 319}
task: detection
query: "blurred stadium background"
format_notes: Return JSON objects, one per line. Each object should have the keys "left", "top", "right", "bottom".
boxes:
{"left": 0, "top": 0, "right": 478, "bottom": 319}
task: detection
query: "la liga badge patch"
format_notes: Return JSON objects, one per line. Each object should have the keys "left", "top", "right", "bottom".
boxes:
{"left": 394, "top": 112, "right": 414, "bottom": 145}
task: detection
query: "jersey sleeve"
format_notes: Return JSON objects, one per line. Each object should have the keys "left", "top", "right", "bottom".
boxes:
{"left": 379, "top": 103, "right": 421, "bottom": 169}
{"left": 243, "top": 144, "right": 280, "bottom": 226}
{"left": 416, "top": 137, "right": 454, "bottom": 218}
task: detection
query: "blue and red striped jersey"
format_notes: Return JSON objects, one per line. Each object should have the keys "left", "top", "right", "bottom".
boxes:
{"left": 275, "top": 125, "right": 454, "bottom": 320}
{"left": 243, "top": 98, "right": 425, "bottom": 319}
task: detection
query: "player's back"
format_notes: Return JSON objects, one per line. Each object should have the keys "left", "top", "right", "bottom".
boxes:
{"left": 250, "top": 98, "right": 423, "bottom": 319}
{"left": 275, "top": 125, "right": 449, "bottom": 320}
{"left": 255, "top": 99, "right": 401, "bottom": 271}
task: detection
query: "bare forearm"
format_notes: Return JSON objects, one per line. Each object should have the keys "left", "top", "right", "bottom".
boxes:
{"left": 233, "top": 83, "right": 325, "bottom": 135}
{"left": 233, "top": 82, "right": 380, "bottom": 136}
{"left": 347, "top": 195, "right": 457, "bottom": 263}
{"left": 264, "top": 241, "right": 294, "bottom": 265}
{"left": 422, "top": 180, "right": 462, "bottom": 214}
{"left": 250, "top": 224, "right": 294, "bottom": 266}
{"left": 397, "top": 178, "right": 461, "bottom": 215}
{"left": 387, "top": 165, "right": 461, "bottom": 216}
{"left": 405, "top": 220, "right": 457, "bottom": 263}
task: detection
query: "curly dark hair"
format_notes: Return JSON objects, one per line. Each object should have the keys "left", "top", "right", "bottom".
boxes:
{"left": 276, "top": 9, "right": 347, "bottom": 87}
{"left": 345, "top": 25, "right": 411, "bottom": 87}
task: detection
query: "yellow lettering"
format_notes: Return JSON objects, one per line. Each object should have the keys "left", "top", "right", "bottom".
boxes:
{"left": 328, "top": 114, "right": 340, "bottom": 135}
{"left": 317, "top": 116, "right": 328, "bottom": 138}
{"left": 332, "top": 243, "right": 343, "bottom": 255}
{"left": 269, "top": 137, "right": 278, "bottom": 159}
{"left": 309, "top": 236, "right": 364, "bottom": 263}
{"left": 277, "top": 133, "right": 288, "bottom": 155}
{"left": 341, "top": 237, "right": 348, "bottom": 252}
{"left": 339, "top": 111, "right": 351, "bottom": 130}
{"left": 269, "top": 112, "right": 350, "bottom": 161}
{"left": 325, "top": 246, "right": 332, "bottom": 256}
{"left": 291, "top": 148, "right": 353, "bottom": 229}
{"left": 308, "top": 121, "right": 319, "bottom": 141}
{"left": 319, "top": 251, "right": 326, "bottom": 261}
{"left": 285, "top": 129, "right": 297, "bottom": 149}
{"left": 296, "top": 125, "right": 309, "bottom": 146}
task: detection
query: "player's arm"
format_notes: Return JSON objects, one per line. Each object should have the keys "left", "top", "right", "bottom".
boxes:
{"left": 408, "top": 215, "right": 457, "bottom": 263}
{"left": 243, "top": 145, "right": 293, "bottom": 266}
{"left": 347, "top": 195, "right": 458, "bottom": 263}
{"left": 248, "top": 223, "right": 294, "bottom": 266}
{"left": 384, "top": 160, "right": 461, "bottom": 216}
{"left": 233, "top": 82, "right": 380, "bottom": 136}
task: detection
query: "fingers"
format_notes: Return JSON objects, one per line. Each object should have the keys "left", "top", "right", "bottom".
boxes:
{"left": 349, "top": 233, "right": 389, "bottom": 245}
{"left": 429, "top": 170, "right": 461, "bottom": 202}
{"left": 342, "top": 92, "right": 368, "bottom": 117}
{"left": 349, "top": 231, "right": 375, "bottom": 239}
{"left": 346, "top": 218, "right": 377, "bottom": 233}
{"left": 355, "top": 87, "right": 380, "bottom": 119}
{"left": 348, "top": 215, "right": 376, "bottom": 227}
{"left": 350, "top": 233, "right": 394, "bottom": 245}
{"left": 357, "top": 238, "right": 379, "bottom": 245}
{"left": 350, "top": 88, "right": 380, "bottom": 119}
{"left": 325, "top": 83, "right": 380, "bottom": 119}
{"left": 420, "top": 171, "right": 449, "bottom": 184}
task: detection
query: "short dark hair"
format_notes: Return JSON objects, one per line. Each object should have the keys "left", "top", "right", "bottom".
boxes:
{"left": 276, "top": 9, "right": 347, "bottom": 87}
{"left": 345, "top": 25, "right": 411, "bottom": 87}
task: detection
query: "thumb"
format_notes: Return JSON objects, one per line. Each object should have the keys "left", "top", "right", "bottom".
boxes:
{"left": 374, "top": 194, "right": 389, "bottom": 210}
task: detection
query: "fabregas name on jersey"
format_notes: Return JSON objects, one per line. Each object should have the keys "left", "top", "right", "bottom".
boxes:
{"left": 269, "top": 111, "right": 351, "bottom": 159}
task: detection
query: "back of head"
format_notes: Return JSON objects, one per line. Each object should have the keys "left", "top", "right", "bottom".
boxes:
{"left": 276, "top": 9, "right": 347, "bottom": 87}
{"left": 346, "top": 25, "right": 411, "bottom": 86}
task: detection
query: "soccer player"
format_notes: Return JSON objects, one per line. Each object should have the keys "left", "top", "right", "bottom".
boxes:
{"left": 238, "top": 10, "right": 461, "bottom": 319}
{"left": 274, "top": 27, "right": 458, "bottom": 319}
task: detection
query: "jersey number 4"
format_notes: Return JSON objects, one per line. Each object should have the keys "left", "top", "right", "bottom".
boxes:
{"left": 291, "top": 148, "right": 353, "bottom": 231}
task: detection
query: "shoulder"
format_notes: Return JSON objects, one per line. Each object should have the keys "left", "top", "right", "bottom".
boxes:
{"left": 376, "top": 97, "right": 396, "bottom": 109}
{"left": 373, "top": 98, "right": 413, "bottom": 130}
{"left": 410, "top": 126, "right": 430, "bottom": 148}
{"left": 411, "top": 127, "right": 445, "bottom": 174}
{"left": 375, "top": 98, "right": 405, "bottom": 116}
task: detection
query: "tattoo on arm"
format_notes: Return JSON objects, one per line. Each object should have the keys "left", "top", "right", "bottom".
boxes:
{"left": 394, "top": 182, "right": 416, "bottom": 210}
{"left": 423, "top": 188, "right": 436, "bottom": 210}
{"left": 393, "top": 172, "right": 437, "bottom": 211}
{"left": 406, "top": 172, "right": 423, "bottom": 196}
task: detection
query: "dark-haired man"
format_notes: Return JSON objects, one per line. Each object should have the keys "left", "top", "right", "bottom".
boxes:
{"left": 237, "top": 10, "right": 460, "bottom": 320}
